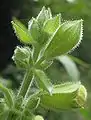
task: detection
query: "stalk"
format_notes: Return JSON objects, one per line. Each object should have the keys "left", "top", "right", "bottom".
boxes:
{"left": 17, "top": 68, "right": 33, "bottom": 98}
{"left": 24, "top": 75, "right": 34, "bottom": 99}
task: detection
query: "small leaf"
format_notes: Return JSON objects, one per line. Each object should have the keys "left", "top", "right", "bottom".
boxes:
{"left": 27, "top": 7, "right": 52, "bottom": 46}
{"left": 12, "top": 18, "right": 34, "bottom": 44}
{"left": 57, "top": 55, "right": 80, "bottom": 82}
{"left": 28, "top": 18, "right": 49, "bottom": 45}
{"left": 28, "top": 9, "right": 52, "bottom": 45}
{"left": 36, "top": 6, "right": 52, "bottom": 25}
{"left": 28, "top": 18, "right": 40, "bottom": 42}
{"left": 43, "top": 20, "right": 83, "bottom": 59}
{"left": 43, "top": 14, "right": 61, "bottom": 35}
{"left": 34, "top": 69, "right": 53, "bottom": 94}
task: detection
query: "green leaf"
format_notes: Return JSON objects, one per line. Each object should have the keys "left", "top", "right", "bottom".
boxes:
{"left": 36, "top": 6, "right": 52, "bottom": 25}
{"left": 57, "top": 55, "right": 80, "bottom": 82}
{"left": 34, "top": 69, "right": 53, "bottom": 94}
{"left": 40, "top": 82, "right": 87, "bottom": 111}
{"left": 43, "top": 14, "right": 61, "bottom": 35}
{"left": 28, "top": 6, "right": 52, "bottom": 45}
{"left": 53, "top": 82, "right": 81, "bottom": 93}
{"left": 28, "top": 18, "right": 40, "bottom": 42}
{"left": 11, "top": 18, "right": 34, "bottom": 44}
{"left": 43, "top": 20, "right": 83, "bottom": 59}
{"left": 28, "top": 9, "right": 52, "bottom": 45}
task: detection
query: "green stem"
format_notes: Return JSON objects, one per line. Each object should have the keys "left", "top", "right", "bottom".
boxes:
{"left": 24, "top": 75, "right": 34, "bottom": 99}
{"left": 33, "top": 43, "right": 42, "bottom": 63}
{"left": 17, "top": 68, "right": 33, "bottom": 98}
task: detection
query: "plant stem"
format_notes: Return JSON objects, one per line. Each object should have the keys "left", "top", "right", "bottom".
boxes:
{"left": 17, "top": 68, "right": 33, "bottom": 98}
{"left": 24, "top": 75, "right": 34, "bottom": 99}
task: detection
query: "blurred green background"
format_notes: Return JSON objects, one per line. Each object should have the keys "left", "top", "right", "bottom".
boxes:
{"left": 1, "top": 0, "right": 91, "bottom": 120}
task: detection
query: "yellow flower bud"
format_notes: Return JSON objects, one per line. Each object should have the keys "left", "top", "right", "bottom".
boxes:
{"left": 34, "top": 115, "right": 44, "bottom": 120}
{"left": 75, "top": 85, "right": 87, "bottom": 108}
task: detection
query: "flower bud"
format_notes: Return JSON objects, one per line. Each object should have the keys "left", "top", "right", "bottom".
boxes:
{"left": 12, "top": 46, "right": 31, "bottom": 69}
{"left": 34, "top": 115, "right": 44, "bottom": 120}
{"left": 74, "top": 84, "right": 87, "bottom": 108}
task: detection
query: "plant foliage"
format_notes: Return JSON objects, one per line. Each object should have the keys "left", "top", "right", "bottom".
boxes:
{"left": 0, "top": 6, "right": 87, "bottom": 120}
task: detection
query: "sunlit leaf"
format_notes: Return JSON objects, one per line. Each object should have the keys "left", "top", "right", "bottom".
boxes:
{"left": 28, "top": 18, "right": 40, "bottom": 42}
{"left": 36, "top": 6, "right": 52, "bottom": 25}
{"left": 12, "top": 18, "right": 34, "bottom": 44}
{"left": 43, "top": 20, "right": 83, "bottom": 59}
{"left": 43, "top": 14, "right": 61, "bottom": 35}
{"left": 40, "top": 82, "right": 83, "bottom": 111}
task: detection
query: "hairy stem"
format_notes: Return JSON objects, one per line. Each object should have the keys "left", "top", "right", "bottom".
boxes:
{"left": 17, "top": 68, "right": 33, "bottom": 98}
{"left": 24, "top": 75, "right": 34, "bottom": 99}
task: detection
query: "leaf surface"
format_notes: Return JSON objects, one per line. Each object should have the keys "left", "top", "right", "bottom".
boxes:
{"left": 40, "top": 82, "right": 81, "bottom": 111}
{"left": 43, "top": 20, "right": 83, "bottom": 59}
{"left": 43, "top": 14, "right": 61, "bottom": 35}
{"left": 36, "top": 6, "right": 52, "bottom": 25}
{"left": 12, "top": 18, "right": 34, "bottom": 44}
